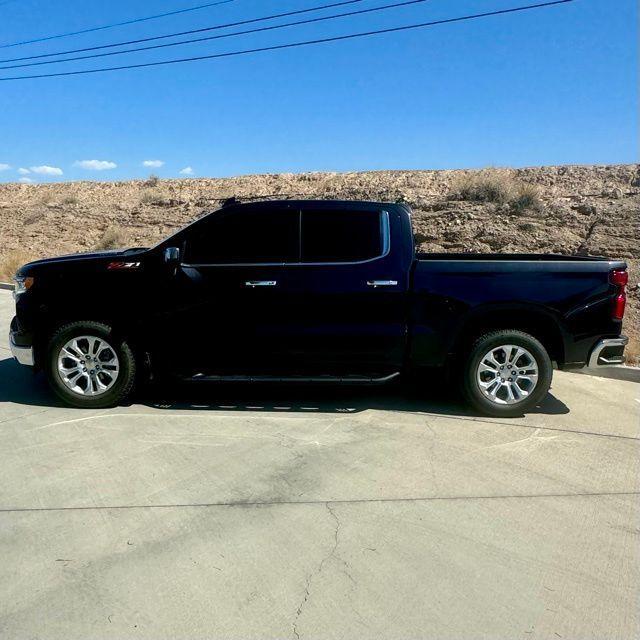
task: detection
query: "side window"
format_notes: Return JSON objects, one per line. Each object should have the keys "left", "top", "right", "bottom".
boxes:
{"left": 301, "top": 209, "right": 384, "bottom": 263}
{"left": 184, "top": 208, "right": 299, "bottom": 264}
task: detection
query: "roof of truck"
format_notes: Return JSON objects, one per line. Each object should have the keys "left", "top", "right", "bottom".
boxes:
{"left": 221, "top": 198, "right": 405, "bottom": 210}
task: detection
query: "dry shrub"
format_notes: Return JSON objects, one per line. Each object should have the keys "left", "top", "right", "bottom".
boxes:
{"left": 511, "top": 182, "right": 543, "bottom": 214}
{"left": 140, "top": 190, "right": 156, "bottom": 204}
{"left": 0, "top": 250, "right": 33, "bottom": 281}
{"left": 140, "top": 189, "right": 167, "bottom": 205}
{"left": 451, "top": 169, "right": 543, "bottom": 213}
{"left": 144, "top": 174, "right": 160, "bottom": 187}
{"left": 62, "top": 195, "right": 79, "bottom": 205}
{"left": 95, "top": 226, "right": 128, "bottom": 251}
{"left": 452, "top": 170, "right": 514, "bottom": 205}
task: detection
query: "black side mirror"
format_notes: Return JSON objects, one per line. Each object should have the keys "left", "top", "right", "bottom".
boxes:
{"left": 163, "top": 246, "right": 180, "bottom": 264}
{"left": 163, "top": 246, "right": 181, "bottom": 276}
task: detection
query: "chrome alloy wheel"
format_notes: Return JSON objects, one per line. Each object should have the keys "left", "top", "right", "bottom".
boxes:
{"left": 57, "top": 335, "right": 120, "bottom": 396}
{"left": 476, "top": 344, "right": 539, "bottom": 405}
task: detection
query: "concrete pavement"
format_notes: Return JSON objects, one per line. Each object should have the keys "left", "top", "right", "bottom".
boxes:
{"left": 0, "top": 290, "right": 638, "bottom": 639}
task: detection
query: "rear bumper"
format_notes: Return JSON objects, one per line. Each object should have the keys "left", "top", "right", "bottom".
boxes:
{"left": 588, "top": 336, "right": 628, "bottom": 368}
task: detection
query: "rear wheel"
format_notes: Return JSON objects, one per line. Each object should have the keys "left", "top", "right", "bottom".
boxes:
{"left": 462, "top": 329, "right": 552, "bottom": 417}
{"left": 45, "top": 321, "right": 136, "bottom": 408}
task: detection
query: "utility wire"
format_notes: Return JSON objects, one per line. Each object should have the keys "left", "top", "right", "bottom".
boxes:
{"left": 0, "top": 0, "right": 434, "bottom": 70}
{"left": 0, "top": 0, "right": 577, "bottom": 82}
{"left": 0, "top": 0, "right": 368, "bottom": 64}
{"left": 0, "top": 0, "right": 240, "bottom": 49}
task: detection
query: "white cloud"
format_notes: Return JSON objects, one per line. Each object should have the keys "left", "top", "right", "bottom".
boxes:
{"left": 19, "top": 177, "right": 34, "bottom": 184}
{"left": 18, "top": 168, "right": 30, "bottom": 175}
{"left": 0, "top": 163, "right": 10, "bottom": 171}
{"left": 30, "top": 165, "right": 63, "bottom": 176}
{"left": 142, "top": 160, "right": 164, "bottom": 168}
{"left": 179, "top": 166, "right": 194, "bottom": 175}
{"left": 74, "top": 159, "right": 117, "bottom": 171}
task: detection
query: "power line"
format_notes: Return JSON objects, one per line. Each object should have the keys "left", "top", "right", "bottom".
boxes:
{"left": 0, "top": 0, "right": 577, "bottom": 82}
{"left": 0, "top": 0, "right": 240, "bottom": 49}
{"left": 0, "top": 0, "right": 434, "bottom": 71}
{"left": 0, "top": 0, "right": 368, "bottom": 64}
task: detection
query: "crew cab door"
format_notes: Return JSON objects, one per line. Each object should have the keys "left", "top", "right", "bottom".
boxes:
{"left": 157, "top": 204, "right": 301, "bottom": 375}
{"left": 284, "top": 203, "right": 410, "bottom": 376}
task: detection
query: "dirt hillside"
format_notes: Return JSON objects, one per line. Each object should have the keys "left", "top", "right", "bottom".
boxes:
{"left": 0, "top": 164, "right": 638, "bottom": 362}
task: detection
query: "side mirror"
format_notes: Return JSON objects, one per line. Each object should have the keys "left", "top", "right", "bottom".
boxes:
{"left": 163, "top": 246, "right": 181, "bottom": 265}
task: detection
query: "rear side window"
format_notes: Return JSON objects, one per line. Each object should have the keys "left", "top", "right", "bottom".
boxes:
{"left": 185, "top": 208, "right": 299, "bottom": 264}
{"left": 301, "top": 210, "right": 384, "bottom": 263}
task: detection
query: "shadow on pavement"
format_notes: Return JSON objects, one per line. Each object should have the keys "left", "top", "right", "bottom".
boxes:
{"left": 0, "top": 356, "right": 569, "bottom": 418}
{"left": 0, "top": 356, "right": 60, "bottom": 408}
{"left": 144, "top": 380, "right": 569, "bottom": 419}
{"left": 573, "top": 366, "right": 640, "bottom": 383}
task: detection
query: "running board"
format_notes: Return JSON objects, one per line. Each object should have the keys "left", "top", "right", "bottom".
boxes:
{"left": 185, "top": 372, "right": 401, "bottom": 385}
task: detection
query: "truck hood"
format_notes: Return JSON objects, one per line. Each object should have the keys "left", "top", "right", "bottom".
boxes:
{"left": 16, "top": 248, "right": 147, "bottom": 277}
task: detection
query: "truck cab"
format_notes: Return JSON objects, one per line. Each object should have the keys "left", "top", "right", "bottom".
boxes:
{"left": 152, "top": 200, "right": 412, "bottom": 380}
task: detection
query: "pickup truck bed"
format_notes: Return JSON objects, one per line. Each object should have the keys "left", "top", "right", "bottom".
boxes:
{"left": 411, "top": 252, "right": 626, "bottom": 370}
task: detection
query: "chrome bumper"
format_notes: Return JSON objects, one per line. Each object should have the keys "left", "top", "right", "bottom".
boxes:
{"left": 9, "top": 334, "right": 34, "bottom": 366}
{"left": 588, "top": 337, "right": 628, "bottom": 368}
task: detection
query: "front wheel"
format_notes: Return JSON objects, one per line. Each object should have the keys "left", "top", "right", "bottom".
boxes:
{"left": 45, "top": 321, "right": 137, "bottom": 408}
{"left": 462, "top": 329, "right": 552, "bottom": 417}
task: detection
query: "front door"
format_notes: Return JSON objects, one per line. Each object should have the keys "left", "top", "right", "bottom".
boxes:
{"left": 156, "top": 203, "right": 301, "bottom": 375}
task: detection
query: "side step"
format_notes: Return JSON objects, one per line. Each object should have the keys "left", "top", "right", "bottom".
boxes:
{"left": 186, "top": 372, "right": 402, "bottom": 385}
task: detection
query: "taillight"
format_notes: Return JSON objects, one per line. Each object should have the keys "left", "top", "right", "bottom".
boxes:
{"left": 610, "top": 269, "right": 628, "bottom": 320}
{"left": 612, "top": 294, "right": 626, "bottom": 320}
{"left": 610, "top": 269, "right": 628, "bottom": 287}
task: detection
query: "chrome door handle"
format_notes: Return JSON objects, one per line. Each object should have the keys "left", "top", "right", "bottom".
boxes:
{"left": 367, "top": 280, "right": 398, "bottom": 288}
{"left": 244, "top": 280, "right": 277, "bottom": 287}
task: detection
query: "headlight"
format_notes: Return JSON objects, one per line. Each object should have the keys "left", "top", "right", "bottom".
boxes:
{"left": 13, "top": 275, "right": 34, "bottom": 299}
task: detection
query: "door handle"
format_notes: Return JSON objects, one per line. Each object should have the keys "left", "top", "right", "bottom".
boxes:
{"left": 244, "top": 280, "right": 277, "bottom": 287}
{"left": 366, "top": 280, "right": 398, "bottom": 288}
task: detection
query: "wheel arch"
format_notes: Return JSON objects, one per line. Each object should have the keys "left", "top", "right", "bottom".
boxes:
{"left": 34, "top": 309, "right": 149, "bottom": 371}
{"left": 449, "top": 303, "right": 566, "bottom": 365}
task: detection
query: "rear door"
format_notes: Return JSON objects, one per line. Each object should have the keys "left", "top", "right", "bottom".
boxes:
{"left": 284, "top": 203, "right": 410, "bottom": 376}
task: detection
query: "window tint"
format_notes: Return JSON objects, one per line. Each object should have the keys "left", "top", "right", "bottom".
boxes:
{"left": 301, "top": 209, "right": 383, "bottom": 263}
{"left": 185, "top": 208, "right": 299, "bottom": 264}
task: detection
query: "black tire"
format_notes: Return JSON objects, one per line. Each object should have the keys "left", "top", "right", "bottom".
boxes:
{"left": 462, "top": 329, "right": 552, "bottom": 418}
{"left": 45, "top": 321, "right": 136, "bottom": 409}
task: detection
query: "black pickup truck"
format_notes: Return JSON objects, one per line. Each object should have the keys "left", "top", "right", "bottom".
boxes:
{"left": 9, "top": 199, "right": 628, "bottom": 416}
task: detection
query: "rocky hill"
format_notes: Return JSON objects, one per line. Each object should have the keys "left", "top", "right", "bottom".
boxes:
{"left": 0, "top": 164, "right": 638, "bottom": 362}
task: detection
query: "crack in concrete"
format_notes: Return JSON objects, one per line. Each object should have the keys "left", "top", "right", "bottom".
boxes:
{"left": 292, "top": 577, "right": 311, "bottom": 640}
{"left": 292, "top": 503, "right": 352, "bottom": 638}
{"left": 2, "top": 490, "right": 639, "bottom": 514}
{"left": 423, "top": 420, "right": 440, "bottom": 492}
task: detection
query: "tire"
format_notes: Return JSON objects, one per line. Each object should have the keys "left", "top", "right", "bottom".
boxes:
{"left": 462, "top": 329, "right": 552, "bottom": 418}
{"left": 45, "top": 321, "right": 136, "bottom": 409}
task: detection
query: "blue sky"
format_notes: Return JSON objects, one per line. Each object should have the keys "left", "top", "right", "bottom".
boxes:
{"left": 0, "top": 0, "right": 637, "bottom": 183}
